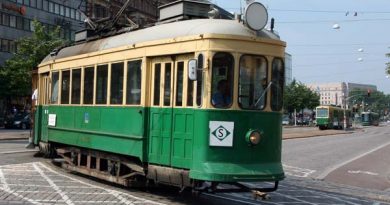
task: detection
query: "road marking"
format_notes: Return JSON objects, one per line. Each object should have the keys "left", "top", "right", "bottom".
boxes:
{"left": 347, "top": 170, "right": 379, "bottom": 176}
{"left": 33, "top": 163, "right": 75, "bottom": 205}
{"left": 0, "top": 169, "right": 9, "bottom": 190}
{"left": 38, "top": 162, "right": 165, "bottom": 205}
{"left": 318, "top": 141, "right": 390, "bottom": 179}
{"left": 283, "top": 164, "right": 316, "bottom": 178}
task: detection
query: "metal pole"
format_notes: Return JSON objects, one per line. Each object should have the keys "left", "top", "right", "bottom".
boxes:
{"left": 294, "top": 109, "right": 297, "bottom": 126}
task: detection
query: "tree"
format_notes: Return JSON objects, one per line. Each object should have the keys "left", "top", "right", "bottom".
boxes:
{"left": 0, "top": 20, "right": 65, "bottom": 105}
{"left": 349, "top": 89, "right": 390, "bottom": 116}
{"left": 283, "top": 80, "right": 320, "bottom": 114}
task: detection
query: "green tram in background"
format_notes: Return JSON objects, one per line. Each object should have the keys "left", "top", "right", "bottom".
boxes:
{"left": 316, "top": 105, "right": 352, "bottom": 130}
{"left": 33, "top": 2, "right": 285, "bottom": 193}
{"left": 361, "top": 112, "right": 380, "bottom": 126}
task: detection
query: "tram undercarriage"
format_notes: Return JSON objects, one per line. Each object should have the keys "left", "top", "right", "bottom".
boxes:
{"left": 39, "top": 142, "right": 278, "bottom": 200}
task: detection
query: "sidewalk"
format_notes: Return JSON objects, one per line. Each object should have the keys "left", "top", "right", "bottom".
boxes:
{"left": 0, "top": 129, "right": 30, "bottom": 140}
{"left": 283, "top": 126, "right": 356, "bottom": 140}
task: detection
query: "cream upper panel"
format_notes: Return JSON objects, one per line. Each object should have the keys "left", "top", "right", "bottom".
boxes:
{"left": 40, "top": 19, "right": 285, "bottom": 66}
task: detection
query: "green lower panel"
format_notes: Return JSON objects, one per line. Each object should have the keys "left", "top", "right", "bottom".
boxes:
{"left": 316, "top": 118, "right": 330, "bottom": 127}
{"left": 189, "top": 110, "right": 284, "bottom": 182}
{"left": 40, "top": 106, "right": 146, "bottom": 160}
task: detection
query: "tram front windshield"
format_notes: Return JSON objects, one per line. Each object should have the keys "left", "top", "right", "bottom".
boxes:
{"left": 317, "top": 108, "right": 328, "bottom": 118}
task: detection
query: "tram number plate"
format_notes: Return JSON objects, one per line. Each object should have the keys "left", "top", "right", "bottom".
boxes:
{"left": 209, "top": 121, "right": 234, "bottom": 147}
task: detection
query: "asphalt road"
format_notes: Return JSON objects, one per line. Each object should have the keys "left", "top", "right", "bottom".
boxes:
{"left": 0, "top": 131, "right": 390, "bottom": 204}
{"left": 283, "top": 125, "right": 390, "bottom": 180}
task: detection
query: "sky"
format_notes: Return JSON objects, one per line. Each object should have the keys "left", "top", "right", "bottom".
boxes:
{"left": 213, "top": 0, "right": 390, "bottom": 94}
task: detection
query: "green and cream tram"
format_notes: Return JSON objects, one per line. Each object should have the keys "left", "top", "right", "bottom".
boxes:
{"left": 33, "top": 2, "right": 285, "bottom": 192}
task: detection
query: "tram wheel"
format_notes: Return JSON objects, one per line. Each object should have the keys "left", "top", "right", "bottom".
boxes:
{"left": 39, "top": 142, "right": 57, "bottom": 158}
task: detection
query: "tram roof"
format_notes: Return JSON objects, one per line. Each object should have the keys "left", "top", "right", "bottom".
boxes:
{"left": 41, "top": 19, "right": 282, "bottom": 64}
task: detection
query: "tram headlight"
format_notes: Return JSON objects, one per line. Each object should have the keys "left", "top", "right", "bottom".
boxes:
{"left": 245, "top": 130, "right": 261, "bottom": 145}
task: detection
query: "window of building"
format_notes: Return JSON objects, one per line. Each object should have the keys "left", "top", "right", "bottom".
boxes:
{"left": 271, "top": 58, "right": 284, "bottom": 111}
{"left": 96, "top": 65, "right": 108, "bottom": 104}
{"left": 23, "top": 18, "right": 30, "bottom": 31}
{"left": 23, "top": 0, "right": 29, "bottom": 6}
{"left": 51, "top": 72, "right": 59, "bottom": 104}
{"left": 2, "top": 13, "right": 10, "bottom": 26}
{"left": 65, "top": 7, "right": 70, "bottom": 18}
{"left": 37, "top": 0, "right": 42, "bottom": 9}
{"left": 196, "top": 54, "right": 204, "bottom": 107}
{"left": 153, "top": 63, "right": 161, "bottom": 106}
{"left": 1, "top": 39, "right": 9, "bottom": 52}
{"left": 30, "top": 20, "right": 35, "bottom": 31}
{"left": 211, "top": 52, "right": 234, "bottom": 108}
{"left": 71, "top": 69, "right": 81, "bottom": 104}
{"left": 9, "top": 41, "right": 16, "bottom": 53}
{"left": 175, "top": 62, "right": 184, "bottom": 106}
{"left": 9, "top": 15, "right": 16, "bottom": 28}
{"left": 71, "top": 9, "right": 76, "bottom": 19}
{"left": 31, "top": 0, "right": 36, "bottom": 8}
{"left": 126, "top": 60, "right": 142, "bottom": 105}
{"left": 17, "top": 0, "right": 23, "bottom": 4}
{"left": 110, "top": 62, "right": 124, "bottom": 105}
{"left": 43, "top": 0, "right": 49, "bottom": 11}
{"left": 239, "top": 55, "right": 268, "bottom": 110}
{"left": 83, "top": 67, "right": 94, "bottom": 104}
{"left": 54, "top": 3, "right": 59, "bottom": 14}
{"left": 59, "top": 5, "right": 64, "bottom": 16}
{"left": 76, "top": 10, "right": 80, "bottom": 21}
{"left": 61, "top": 70, "right": 70, "bottom": 104}
{"left": 16, "top": 16, "right": 23, "bottom": 30}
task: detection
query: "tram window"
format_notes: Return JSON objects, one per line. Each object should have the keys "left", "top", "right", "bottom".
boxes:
{"left": 110, "top": 62, "right": 124, "bottom": 105}
{"left": 71, "top": 69, "right": 81, "bottom": 104}
{"left": 51, "top": 72, "right": 59, "bottom": 104}
{"left": 271, "top": 58, "right": 285, "bottom": 111}
{"left": 238, "top": 55, "right": 267, "bottom": 110}
{"left": 187, "top": 79, "right": 194, "bottom": 107}
{"left": 175, "top": 62, "right": 184, "bottom": 106}
{"left": 126, "top": 60, "right": 142, "bottom": 105}
{"left": 61, "top": 70, "right": 70, "bottom": 104}
{"left": 153, "top": 64, "right": 161, "bottom": 106}
{"left": 96, "top": 65, "right": 108, "bottom": 104}
{"left": 196, "top": 54, "right": 204, "bottom": 107}
{"left": 83, "top": 67, "right": 94, "bottom": 104}
{"left": 164, "top": 63, "right": 172, "bottom": 106}
{"left": 211, "top": 52, "right": 234, "bottom": 108}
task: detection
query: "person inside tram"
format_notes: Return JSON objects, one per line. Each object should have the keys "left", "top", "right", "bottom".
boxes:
{"left": 212, "top": 79, "right": 231, "bottom": 108}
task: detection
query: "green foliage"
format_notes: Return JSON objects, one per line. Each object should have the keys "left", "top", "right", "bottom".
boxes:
{"left": 0, "top": 20, "right": 65, "bottom": 98}
{"left": 283, "top": 79, "right": 320, "bottom": 113}
{"left": 349, "top": 89, "right": 390, "bottom": 114}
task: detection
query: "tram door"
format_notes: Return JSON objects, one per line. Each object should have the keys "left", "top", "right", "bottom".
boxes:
{"left": 148, "top": 55, "right": 194, "bottom": 168}
{"left": 36, "top": 73, "right": 50, "bottom": 143}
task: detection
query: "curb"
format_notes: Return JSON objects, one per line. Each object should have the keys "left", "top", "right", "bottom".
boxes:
{"left": 283, "top": 131, "right": 354, "bottom": 140}
{"left": 0, "top": 137, "right": 29, "bottom": 141}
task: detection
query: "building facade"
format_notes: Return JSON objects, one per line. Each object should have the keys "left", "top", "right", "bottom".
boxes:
{"left": 0, "top": 0, "right": 86, "bottom": 65}
{"left": 284, "top": 52, "right": 292, "bottom": 85}
{"left": 306, "top": 82, "right": 377, "bottom": 108}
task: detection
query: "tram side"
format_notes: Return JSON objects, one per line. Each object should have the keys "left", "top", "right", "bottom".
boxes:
{"left": 34, "top": 20, "right": 286, "bottom": 189}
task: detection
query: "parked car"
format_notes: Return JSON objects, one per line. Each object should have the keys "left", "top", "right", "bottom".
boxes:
{"left": 282, "top": 116, "right": 290, "bottom": 125}
{"left": 4, "top": 113, "right": 30, "bottom": 129}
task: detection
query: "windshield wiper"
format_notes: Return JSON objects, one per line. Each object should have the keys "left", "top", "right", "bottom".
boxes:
{"left": 254, "top": 81, "right": 273, "bottom": 107}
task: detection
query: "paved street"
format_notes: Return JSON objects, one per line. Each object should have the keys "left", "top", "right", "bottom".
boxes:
{"left": 0, "top": 127, "right": 389, "bottom": 204}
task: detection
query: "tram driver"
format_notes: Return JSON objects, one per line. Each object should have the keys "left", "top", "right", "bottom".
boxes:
{"left": 212, "top": 79, "right": 231, "bottom": 108}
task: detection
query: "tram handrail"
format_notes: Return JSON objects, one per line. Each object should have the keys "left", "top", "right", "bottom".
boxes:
{"left": 254, "top": 81, "right": 273, "bottom": 107}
